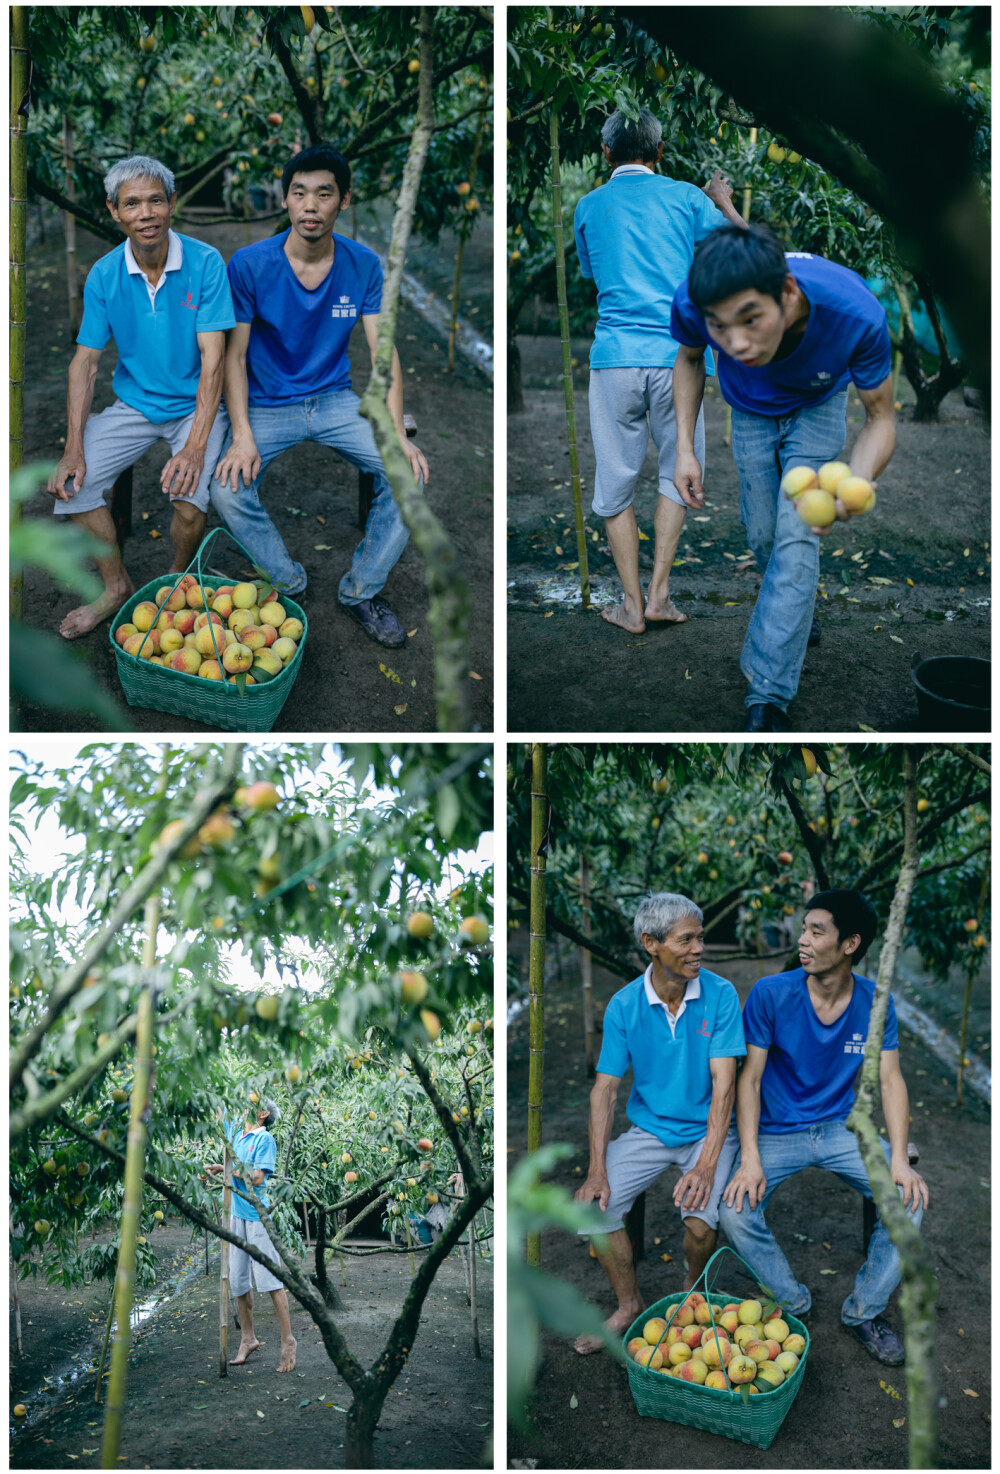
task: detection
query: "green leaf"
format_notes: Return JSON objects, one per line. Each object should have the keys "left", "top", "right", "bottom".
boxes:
{"left": 10, "top": 624, "right": 131, "bottom": 728}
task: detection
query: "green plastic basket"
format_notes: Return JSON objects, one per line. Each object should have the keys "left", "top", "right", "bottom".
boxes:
{"left": 108, "top": 528, "right": 308, "bottom": 733}
{"left": 622, "top": 1249, "right": 810, "bottom": 1449}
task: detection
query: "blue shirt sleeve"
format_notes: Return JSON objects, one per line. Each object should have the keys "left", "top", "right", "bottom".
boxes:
{"left": 596, "top": 992, "right": 630, "bottom": 1078}
{"left": 77, "top": 265, "right": 111, "bottom": 350}
{"left": 669, "top": 283, "right": 708, "bottom": 350}
{"left": 257, "top": 1132, "right": 277, "bottom": 1177}
{"left": 848, "top": 312, "right": 892, "bottom": 392}
{"left": 693, "top": 192, "right": 728, "bottom": 245}
{"left": 741, "top": 979, "right": 775, "bottom": 1051}
{"left": 574, "top": 202, "right": 593, "bottom": 279}
{"left": 227, "top": 254, "right": 256, "bottom": 325}
{"left": 709, "top": 982, "right": 747, "bottom": 1058}
{"left": 196, "top": 248, "right": 236, "bottom": 333}
{"left": 362, "top": 256, "right": 383, "bottom": 315}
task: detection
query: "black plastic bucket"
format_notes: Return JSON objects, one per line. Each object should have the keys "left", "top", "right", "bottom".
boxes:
{"left": 910, "top": 655, "right": 990, "bottom": 732}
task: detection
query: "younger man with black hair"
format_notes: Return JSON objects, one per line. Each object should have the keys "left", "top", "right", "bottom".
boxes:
{"left": 670, "top": 225, "right": 896, "bottom": 730}
{"left": 719, "top": 890, "right": 928, "bottom": 1366}
{"left": 212, "top": 144, "right": 428, "bottom": 647}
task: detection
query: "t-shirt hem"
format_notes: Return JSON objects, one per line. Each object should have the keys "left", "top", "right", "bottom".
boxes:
{"left": 194, "top": 317, "right": 237, "bottom": 332}
{"left": 113, "top": 387, "right": 197, "bottom": 424}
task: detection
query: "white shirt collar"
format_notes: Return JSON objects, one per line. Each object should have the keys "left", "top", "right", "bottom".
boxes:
{"left": 643, "top": 963, "right": 701, "bottom": 1012}
{"left": 124, "top": 227, "right": 183, "bottom": 276}
{"left": 610, "top": 163, "right": 655, "bottom": 178}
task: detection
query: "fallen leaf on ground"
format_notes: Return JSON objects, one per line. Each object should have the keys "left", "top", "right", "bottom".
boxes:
{"left": 407, "top": 628, "right": 418, "bottom": 637}
{"left": 963, "top": 1388, "right": 980, "bottom": 1397}
{"left": 393, "top": 704, "right": 407, "bottom": 716}
{"left": 569, "top": 1393, "right": 579, "bottom": 1409}
{"left": 469, "top": 671, "right": 482, "bottom": 680}
{"left": 313, "top": 544, "right": 332, "bottom": 551}
{"left": 379, "top": 664, "right": 402, "bottom": 684}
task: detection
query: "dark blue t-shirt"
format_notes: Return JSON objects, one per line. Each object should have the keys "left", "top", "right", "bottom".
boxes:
{"left": 671, "top": 250, "right": 891, "bottom": 416}
{"left": 227, "top": 229, "right": 383, "bottom": 405}
{"left": 742, "top": 968, "right": 898, "bottom": 1133}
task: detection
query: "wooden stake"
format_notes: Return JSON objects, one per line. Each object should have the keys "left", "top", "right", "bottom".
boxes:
{"left": 63, "top": 113, "right": 79, "bottom": 333}
{"left": 579, "top": 855, "right": 595, "bottom": 1075}
{"left": 220, "top": 1146, "right": 231, "bottom": 1376}
{"left": 11, "top": 1248, "right": 22, "bottom": 1355}
{"left": 526, "top": 742, "right": 548, "bottom": 1267}
{"left": 468, "top": 1214, "right": 480, "bottom": 1358}
{"left": 10, "top": 7, "right": 29, "bottom": 621}
{"left": 94, "top": 1286, "right": 115, "bottom": 1402}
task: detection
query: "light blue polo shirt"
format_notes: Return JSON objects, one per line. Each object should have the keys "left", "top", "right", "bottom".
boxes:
{"left": 742, "top": 968, "right": 899, "bottom": 1134}
{"left": 77, "top": 231, "right": 235, "bottom": 423}
{"left": 597, "top": 967, "right": 746, "bottom": 1146}
{"left": 574, "top": 168, "right": 724, "bottom": 373}
{"left": 224, "top": 1118, "right": 277, "bottom": 1222}
{"left": 671, "top": 250, "right": 891, "bottom": 417}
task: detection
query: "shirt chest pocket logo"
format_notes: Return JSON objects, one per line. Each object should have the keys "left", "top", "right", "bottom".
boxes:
{"left": 332, "top": 295, "right": 357, "bottom": 319}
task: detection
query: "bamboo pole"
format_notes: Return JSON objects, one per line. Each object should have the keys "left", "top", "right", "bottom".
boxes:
{"left": 579, "top": 855, "right": 595, "bottom": 1075}
{"left": 11, "top": 1249, "right": 22, "bottom": 1354}
{"left": 358, "top": 7, "right": 472, "bottom": 732}
{"left": 526, "top": 741, "right": 548, "bottom": 1267}
{"left": 94, "top": 1285, "right": 115, "bottom": 1401}
{"left": 220, "top": 1145, "right": 231, "bottom": 1375}
{"left": 101, "top": 748, "right": 168, "bottom": 1467}
{"left": 63, "top": 113, "right": 79, "bottom": 333}
{"left": 404, "top": 1211, "right": 416, "bottom": 1279}
{"left": 957, "top": 861, "right": 989, "bottom": 1107}
{"left": 448, "top": 108, "right": 485, "bottom": 372}
{"left": 10, "top": 6, "right": 29, "bottom": 621}
{"left": 547, "top": 17, "right": 590, "bottom": 609}
{"left": 467, "top": 1213, "right": 480, "bottom": 1358}
{"left": 846, "top": 748, "right": 938, "bottom": 1467}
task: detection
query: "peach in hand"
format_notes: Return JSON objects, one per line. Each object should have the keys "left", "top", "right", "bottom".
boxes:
{"left": 817, "top": 460, "right": 851, "bottom": 494}
{"left": 780, "top": 465, "right": 818, "bottom": 498}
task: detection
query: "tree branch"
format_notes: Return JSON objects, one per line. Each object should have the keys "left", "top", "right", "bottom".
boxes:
{"left": 508, "top": 881, "right": 636, "bottom": 979}
{"left": 777, "top": 775, "right": 830, "bottom": 890}
{"left": 852, "top": 784, "right": 990, "bottom": 891}
{"left": 404, "top": 1045, "right": 480, "bottom": 1190}
{"left": 344, "top": 40, "right": 492, "bottom": 159}
{"left": 938, "top": 743, "right": 991, "bottom": 779}
{"left": 27, "top": 169, "right": 121, "bottom": 244}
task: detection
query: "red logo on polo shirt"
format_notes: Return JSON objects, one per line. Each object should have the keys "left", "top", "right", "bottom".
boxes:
{"left": 180, "top": 290, "right": 198, "bottom": 310}
{"left": 695, "top": 1018, "right": 712, "bottom": 1037}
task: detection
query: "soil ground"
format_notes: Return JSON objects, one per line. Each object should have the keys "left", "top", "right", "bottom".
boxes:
{"left": 506, "top": 933, "right": 991, "bottom": 1469}
{"left": 16, "top": 211, "right": 493, "bottom": 734}
{"left": 10, "top": 1216, "right": 493, "bottom": 1469}
{"left": 508, "top": 336, "right": 990, "bottom": 733}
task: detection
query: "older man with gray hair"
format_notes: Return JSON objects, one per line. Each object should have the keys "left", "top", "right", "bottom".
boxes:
{"left": 46, "top": 155, "right": 234, "bottom": 639}
{"left": 573, "top": 892, "right": 745, "bottom": 1354}
{"left": 574, "top": 110, "right": 747, "bottom": 635}
{"left": 206, "top": 1098, "right": 297, "bottom": 1372}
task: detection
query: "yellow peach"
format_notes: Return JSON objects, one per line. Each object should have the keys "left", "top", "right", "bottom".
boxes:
{"left": 836, "top": 475, "right": 875, "bottom": 513}
{"left": 115, "top": 622, "right": 137, "bottom": 647}
{"left": 775, "top": 1350, "right": 799, "bottom": 1376}
{"left": 642, "top": 1317, "right": 668, "bottom": 1345}
{"left": 737, "top": 1299, "right": 762, "bottom": 1325}
{"left": 676, "top": 1357, "right": 708, "bottom": 1384}
{"left": 743, "top": 1339, "right": 769, "bottom": 1364}
{"left": 780, "top": 465, "right": 818, "bottom": 498}
{"left": 169, "top": 648, "right": 202, "bottom": 675}
{"left": 160, "top": 628, "right": 184, "bottom": 653}
{"left": 627, "top": 1336, "right": 647, "bottom": 1358}
{"left": 728, "top": 1353, "right": 758, "bottom": 1384}
{"left": 633, "top": 1345, "right": 663, "bottom": 1370}
{"left": 755, "top": 1361, "right": 785, "bottom": 1388}
{"left": 272, "top": 637, "right": 298, "bottom": 664}
{"left": 817, "top": 460, "right": 851, "bottom": 494}
{"left": 259, "top": 601, "right": 285, "bottom": 627}
{"left": 278, "top": 617, "right": 304, "bottom": 642}
{"left": 131, "top": 601, "right": 159, "bottom": 631}
{"left": 704, "top": 1369, "right": 728, "bottom": 1391}
{"left": 667, "top": 1342, "right": 691, "bottom": 1366}
{"left": 701, "top": 1335, "right": 731, "bottom": 1368}
{"left": 795, "top": 488, "right": 836, "bottom": 527}
{"left": 763, "top": 1318, "right": 789, "bottom": 1344}
{"left": 198, "top": 659, "right": 224, "bottom": 680}
{"left": 782, "top": 1333, "right": 806, "bottom": 1357}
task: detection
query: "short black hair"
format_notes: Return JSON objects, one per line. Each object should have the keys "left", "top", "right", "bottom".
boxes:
{"left": 282, "top": 144, "right": 351, "bottom": 200}
{"left": 688, "top": 223, "right": 790, "bottom": 312}
{"left": 806, "top": 889, "right": 879, "bottom": 961}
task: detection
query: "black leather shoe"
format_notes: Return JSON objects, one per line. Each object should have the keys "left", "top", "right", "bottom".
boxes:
{"left": 808, "top": 614, "right": 821, "bottom": 646}
{"left": 744, "top": 703, "right": 789, "bottom": 733}
{"left": 846, "top": 1316, "right": 905, "bottom": 1365}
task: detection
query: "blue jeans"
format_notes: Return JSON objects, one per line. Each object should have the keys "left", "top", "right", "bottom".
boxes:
{"left": 731, "top": 391, "right": 847, "bottom": 711}
{"left": 718, "top": 1121, "right": 924, "bottom": 1325}
{"left": 209, "top": 390, "right": 409, "bottom": 604}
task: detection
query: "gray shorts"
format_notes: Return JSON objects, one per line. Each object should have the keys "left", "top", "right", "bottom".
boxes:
{"left": 589, "top": 366, "right": 707, "bottom": 517}
{"left": 579, "top": 1123, "right": 740, "bottom": 1234}
{"left": 52, "top": 398, "right": 229, "bottom": 517}
{"left": 228, "top": 1214, "right": 285, "bottom": 1296}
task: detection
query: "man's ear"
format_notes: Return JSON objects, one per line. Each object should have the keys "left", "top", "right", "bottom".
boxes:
{"left": 655, "top": 141, "right": 664, "bottom": 162}
{"left": 106, "top": 197, "right": 118, "bottom": 222}
{"left": 842, "top": 932, "right": 861, "bottom": 958}
{"left": 601, "top": 142, "right": 613, "bottom": 164}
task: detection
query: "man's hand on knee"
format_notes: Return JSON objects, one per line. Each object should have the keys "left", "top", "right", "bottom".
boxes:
{"left": 575, "top": 1173, "right": 611, "bottom": 1212}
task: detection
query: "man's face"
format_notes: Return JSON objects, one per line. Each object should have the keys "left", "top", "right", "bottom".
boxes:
{"left": 282, "top": 169, "right": 350, "bottom": 241}
{"left": 643, "top": 916, "right": 705, "bottom": 982}
{"left": 107, "top": 176, "right": 175, "bottom": 251}
{"left": 799, "top": 908, "right": 856, "bottom": 977}
{"left": 701, "top": 277, "right": 797, "bottom": 367}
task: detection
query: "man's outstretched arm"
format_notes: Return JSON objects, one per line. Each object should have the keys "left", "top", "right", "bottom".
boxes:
{"left": 672, "top": 344, "right": 708, "bottom": 508}
{"left": 362, "top": 313, "right": 430, "bottom": 484}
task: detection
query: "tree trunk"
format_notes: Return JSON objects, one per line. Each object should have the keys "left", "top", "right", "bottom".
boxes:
{"left": 468, "top": 1215, "right": 480, "bottom": 1357}
{"left": 11, "top": 1249, "right": 22, "bottom": 1354}
{"left": 526, "top": 741, "right": 548, "bottom": 1267}
{"left": 956, "top": 860, "right": 989, "bottom": 1107}
{"left": 63, "top": 113, "right": 79, "bottom": 334}
{"left": 10, "top": 6, "right": 29, "bottom": 622}
{"left": 345, "top": 1397, "right": 378, "bottom": 1468}
{"left": 579, "top": 855, "right": 595, "bottom": 1075}
{"left": 547, "top": 25, "right": 590, "bottom": 609}
{"left": 359, "top": 7, "right": 472, "bottom": 733}
{"left": 893, "top": 279, "right": 963, "bottom": 423}
{"left": 508, "top": 320, "right": 525, "bottom": 411}
{"left": 846, "top": 747, "right": 938, "bottom": 1467}
{"left": 94, "top": 1286, "right": 115, "bottom": 1402}
{"left": 219, "top": 1146, "right": 231, "bottom": 1376}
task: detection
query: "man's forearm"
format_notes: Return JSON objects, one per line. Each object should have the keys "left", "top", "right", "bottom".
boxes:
{"left": 696, "top": 1080, "right": 736, "bottom": 1171}
{"left": 223, "top": 352, "right": 253, "bottom": 442}
{"left": 881, "top": 1073, "right": 911, "bottom": 1163}
{"left": 717, "top": 196, "right": 748, "bottom": 229}
{"left": 735, "top": 1070, "right": 762, "bottom": 1167}
{"left": 65, "top": 358, "right": 99, "bottom": 453}
{"left": 387, "top": 346, "right": 406, "bottom": 436}
{"left": 673, "top": 353, "right": 706, "bottom": 453}
{"left": 185, "top": 353, "right": 225, "bottom": 453}
{"left": 587, "top": 1088, "right": 616, "bottom": 1175}
{"left": 850, "top": 412, "right": 896, "bottom": 483}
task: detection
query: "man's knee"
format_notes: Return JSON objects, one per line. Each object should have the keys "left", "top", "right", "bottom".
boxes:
{"left": 170, "top": 499, "right": 204, "bottom": 528}
{"left": 684, "top": 1215, "right": 715, "bottom": 1245}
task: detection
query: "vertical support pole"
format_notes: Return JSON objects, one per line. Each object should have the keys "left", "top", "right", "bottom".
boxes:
{"left": 220, "top": 1146, "right": 231, "bottom": 1376}
{"left": 11, "top": 1250, "right": 22, "bottom": 1354}
{"left": 10, "top": 6, "right": 29, "bottom": 620}
{"left": 526, "top": 741, "right": 548, "bottom": 1267}
{"left": 579, "top": 855, "right": 595, "bottom": 1075}
{"left": 63, "top": 112, "right": 79, "bottom": 333}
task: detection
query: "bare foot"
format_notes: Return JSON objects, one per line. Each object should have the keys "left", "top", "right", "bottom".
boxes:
{"left": 229, "top": 1338, "right": 262, "bottom": 1365}
{"left": 601, "top": 604, "right": 646, "bottom": 634}
{"left": 59, "top": 584, "right": 133, "bottom": 640}
{"left": 645, "top": 598, "right": 688, "bottom": 624}
{"left": 574, "top": 1302, "right": 645, "bottom": 1355}
{"left": 277, "top": 1335, "right": 297, "bottom": 1372}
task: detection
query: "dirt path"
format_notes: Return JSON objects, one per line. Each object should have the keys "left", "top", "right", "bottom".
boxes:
{"left": 16, "top": 214, "right": 493, "bottom": 734}
{"left": 10, "top": 1218, "right": 492, "bottom": 1469}
{"left": 508, "top": 337, "right": 989, "bottom": 732}
{"left": 506, "top": 939, "right": 991, "bottom": 1469}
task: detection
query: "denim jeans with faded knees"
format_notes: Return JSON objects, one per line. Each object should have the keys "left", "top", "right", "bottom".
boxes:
{"left": 718, "top": 1120, "right": 924, "bottom": 1325}
{"left": 731, "top": 391, "right": 848, "bottom": 712}
{"left": 209, "top": 389, "right": 409, "bottom": 604}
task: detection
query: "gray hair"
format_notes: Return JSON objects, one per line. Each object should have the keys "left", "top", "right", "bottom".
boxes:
{"left": 104, "top": 155, "right": 176, "bottom": 208}
{"left": 633, "top": 892, "right": 703, "bottom": 950}
{"left": 601, "top": 108, "right": 663, "bottom": 165}
{"left": 261, "top": 1099, "right": 281, "bottom": 1129}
